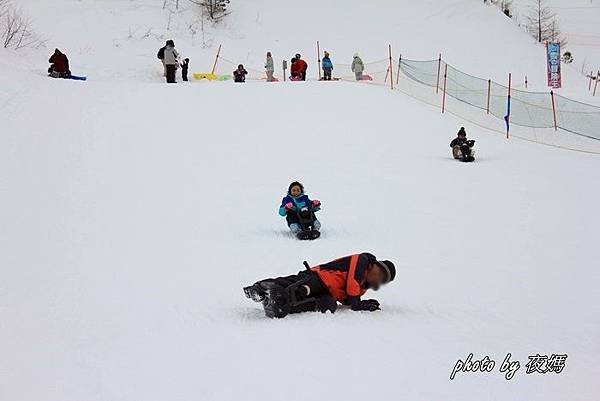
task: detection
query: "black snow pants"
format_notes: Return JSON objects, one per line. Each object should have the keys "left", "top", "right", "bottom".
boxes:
{"left": 323, "top": 67, "right": 332, "bottom": 80}
{"left": 260, "top": 270, "right": 330, "bottom": 313}
{"left": 182, "top": 64, "right": 188, "bottom": 82}
{"left": 166, "top": 64, "right": 177, "bottom": 83}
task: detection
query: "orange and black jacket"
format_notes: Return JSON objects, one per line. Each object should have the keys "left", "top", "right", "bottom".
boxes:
{"left": 311, "top": 253, "right": 376, "bottom": 308}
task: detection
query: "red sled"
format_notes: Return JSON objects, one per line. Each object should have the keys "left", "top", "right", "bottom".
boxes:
{"left": 289, "top": 76, "right": 303, "bottom": 81}
{"left": 361, "top": 74, "right": 373, "bottom": 81}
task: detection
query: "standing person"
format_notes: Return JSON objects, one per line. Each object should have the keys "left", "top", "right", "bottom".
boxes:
{"left": 321, "top": 51, "right": 333, "bottom": 80}
{"left": 244, "top": 252, "right": 396, "bottom": 318}
{"left": 157, "top": 41, "right": 169, "bottom": 77}
{"left": 233, "top": 64, "right": 248, "bottom": 83}
{"left": 48, "top": 48, "right": 71, "bottom": 78}
{"left": 265, "top": 51, "right": 275, "bottom": 82}
{"left": 351, "top": 53, "right": 365, "bottom": 81}
{"left": 163, "top": 40, "right": 179, "bottom": 83}
{"left": 293, "top": 53, "right": 308, "bottom": 81}
{"left": 181, "top": 58, "right": 190, "bottom": 82}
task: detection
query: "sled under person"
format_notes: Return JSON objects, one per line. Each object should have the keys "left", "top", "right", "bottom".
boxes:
{"left": 244, "top": 252, "right": 396, "bottom": 318}
{"left": 278, "top": 181, "right": 321, "bottom": 240}
{"left": 450, "top": 127, "right": 476, "bottom": 162}
{"left": 48, "top": 48, "right": 71, "bottom": 78}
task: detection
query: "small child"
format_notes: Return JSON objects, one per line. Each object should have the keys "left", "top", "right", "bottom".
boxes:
{"left": 181, "top": 58, "right": 189, "bottom": 82}
{"left": 322, "top": 51, "right": 333, "bottom": 81}
{"left": 278, "top": 181, "right": 321, "bottom": 233}
{"left": 233, "top": 64, "right": 248, "bottom": 83}
{"left": 450, "top": 127, "right": 475, "bottom": 161}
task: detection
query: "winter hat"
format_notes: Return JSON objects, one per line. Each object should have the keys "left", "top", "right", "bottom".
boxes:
{"left": 377, "top": 260, "right": 396, "bottom": 284}
{"left": 166, "top": 40, "right": 175, "bottom": 47}
{"left": 295, "top": 53, "right": 301, "bottom": 59}
{"left": 458, "top": 127, "right": 467, "bottom": 137}
{"left": 288, "top": 181, "right": 304, "bottom": 194}
{"left": 324, "top": 51, "right": 330, "bottom": 57}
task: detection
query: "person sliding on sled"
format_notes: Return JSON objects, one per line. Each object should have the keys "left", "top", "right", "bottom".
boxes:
{"left": 322, "top": 51, "right": 333, "bottom": 80}
{"left": 244, "top": 252, "right": 396, "bottom": 318}
{"left": 233, "top": 64, "right": 248, "bottom": 83}
{"left": 279, "top": 181, "right": 321, "bottom": 238}
{"left": 48, "top": 48, "right": 71, "bottom": 78}
{"left": 450, "top": 127, "right": 476, "bottom": 162}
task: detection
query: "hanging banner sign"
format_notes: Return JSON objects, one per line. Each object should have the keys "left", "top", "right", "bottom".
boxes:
{"left": 547, "top": 43, "right": 562, "bottom": 89}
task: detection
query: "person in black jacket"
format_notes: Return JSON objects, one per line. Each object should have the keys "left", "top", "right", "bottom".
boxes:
{"left": 181, "top": 58, "right": 189, "bottom": 82}
{"left": 244, "top": 252, "right": 396, "bottom": 318}
{"left": 233, "top": 64, "right": 248, "bottom": 83}
{"left": 48, "top": 48, "right": 71, "bottom": 78}
{"left": 450, "top": 127, "right": 475, "bottom": 162}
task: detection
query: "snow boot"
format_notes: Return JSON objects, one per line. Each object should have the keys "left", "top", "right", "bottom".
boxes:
{"left": 261, "top": 283, "right": 291, "bottom": 319}
{"left": 243, "top": 283, "right": 266, "bottom": 302}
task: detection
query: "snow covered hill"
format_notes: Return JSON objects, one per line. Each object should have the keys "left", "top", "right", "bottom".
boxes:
{"left": 1, "top": 1, "right": 599, "bottom": 401}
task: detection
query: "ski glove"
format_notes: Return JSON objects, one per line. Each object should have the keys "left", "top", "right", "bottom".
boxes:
{"left": 352, "top": 299, "right": 381, "bottom": 312}
{"left": 312, "top": 200, "right": 321, "bottom": 207}
{"left": 284, "top": 202, "right": 294, "bottom": 211}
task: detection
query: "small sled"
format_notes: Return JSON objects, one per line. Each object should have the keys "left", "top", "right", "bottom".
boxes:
{"left": 319, "top": 77, "right": 341, "bottom": 81}
{"left": 193, "top": 72, "right": 218, "bottom": 81}
{"left": 289, "top": 75, "right": 303, "bottom": 81}
{"left": 69, "top": 75, "right": 87, "bottom": 81}
{"left": 452, "top": 141, "right": 476, "bottom": 163}
{"left": 294, "top": 204, "right": 320, "bottom": 241}
{"left": 361, "top": 74, "right": 374, "bottom": 81}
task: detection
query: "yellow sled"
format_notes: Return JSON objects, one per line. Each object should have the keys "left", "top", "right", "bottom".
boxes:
{"left": 193, "top": 73, "right": 218, "bottom": 81}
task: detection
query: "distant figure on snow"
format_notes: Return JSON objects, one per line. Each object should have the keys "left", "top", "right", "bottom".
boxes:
{"left": 233, "top": 64, "right": 248, "bottom": 83}
{"left": 450, "top": 127, "right": 476, "bottom": 162}
{"left": 265, "top": 51, "right": 275, "bottom": 82}
{"left": 322, "top": 51, "right": 333, "bottom": 80}
{"left": 181, "top": 58, "right": 189, "bottom": 82}
{"left": 157, "top": 40, "right": 170, "bottom": 77}
{"left": 290, "top": 53, "right": 308, "bottom": 81}
{"left": 351, "top": 53, "right": 364, "bottom": 81}
{"left": 48, "top": 48, "right": 71, "bottom": 78}
{"left": 244, "top": 252, "right": 396, "bottom": 318}
{"left": 162, "top": 40, "right": 180, "bottom": 83}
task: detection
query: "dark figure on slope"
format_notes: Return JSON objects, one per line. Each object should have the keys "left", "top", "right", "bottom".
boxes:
{"left": 181, "top": 58, "right": 189, "bottom": 82}
{"left": 244, "top": 253, "right": 396, "bottom": 318}
{"left": 279, "top": 181, "right": 321, "bottom": 239}
{"left": 48, "top": 48, "right": 71, "bottom": 78}
{"left": 450, "top": 127, "right": 476, "bottom": 162}
{"left": 233, "top": 64, "right": 248, "bottom": 83}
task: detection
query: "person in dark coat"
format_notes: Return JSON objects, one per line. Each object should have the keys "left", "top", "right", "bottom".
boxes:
{"left": 233, "top": 64, "right": 248, "bottom": 83}
{"left": 244, "top": 252, "right": 396, "bottom": 318}
{"left": 181, "top": 58, "right": 189, "bottom": 82}
{"left": 450, "top": 127, "right": 475, "bottom": 161}
{"left": 48, "top": 48, "right": 71, "bottom": 78}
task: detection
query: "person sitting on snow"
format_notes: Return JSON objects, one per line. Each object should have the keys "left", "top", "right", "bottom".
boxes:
{"left": 278, "top": 181, "right": 321, "bottom": 234}
{"left": 244, "top": 252, "right": 396, "bottom": 318}
{"left": 233, "top": 64, "right": 248, "bottom": 83}
{"left": 322, "top": 51, "right": 333, "bottom": 80}
{"left": 450, "top": 127, "right": 475, "bottom": 161}
{"left": 48, "top": 48, "right": 71, "bottom": 78}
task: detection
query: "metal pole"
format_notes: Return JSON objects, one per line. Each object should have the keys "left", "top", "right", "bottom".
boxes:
{"left": 442, "top": 64, "right": 448, "bottom": 114}
{"left": 486, "top": 79, "right": 491, "bottom": 114}
{"left": 594, "top": 71, "right": 599, "bottom": 96}
{"left": 211, "top": 44, "right": 221, "bottom": 75}
{"left": 436, "top": 54, "right": 442, "bottom": 94}
{"left": 551, "top": 90, "right": 558, "bottom": 131}
{"left": 316, "top": 41, "right": 321, "bottom": 80}
{"left": 506, "top": 73, "right": 512, "bottom": 139}
{"left": 388, "top": 44, "right": 394, "bottom": 90}
{"left": 589, "top": 71, "right": 593, "bottom": 91}
{"left": 396, "top": 55, "right": 401, "bottom": 86}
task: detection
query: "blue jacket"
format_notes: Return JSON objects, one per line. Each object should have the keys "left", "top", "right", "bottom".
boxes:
{"left": 279, "top": 194, "right": 319, "bottom": 216}
{"left": 322, "top": 57, "right": 333, "bottom": 70}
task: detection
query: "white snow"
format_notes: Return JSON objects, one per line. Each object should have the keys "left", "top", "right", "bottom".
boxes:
{"left": 1, "top": 1, "right": 599, "bottom": 401}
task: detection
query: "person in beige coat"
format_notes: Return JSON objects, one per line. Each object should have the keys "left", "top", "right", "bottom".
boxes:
{"left": 351, "top": 53, "right": 364, "bottom": 81}
{"left": 265, "top": 51, "right": 275, "bottom": 82}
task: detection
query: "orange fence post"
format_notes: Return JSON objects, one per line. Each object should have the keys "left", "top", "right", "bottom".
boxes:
{"left": 211, "top": 44, "right": 222, "bottom": 74}
{"left": 486, "top": 79, "right": 491, "bottom": 115}
{"left": 388, "top": 44, "right": 394, "bottom": 90}
{"left": 551, "top": 90, "right": 558, "bottom": 131}
{"left": 316, "top": 40, "right": 321, "bottom": 80}
{"left": 436, "top": 54, "right": 442, "bottom": 94}
{"left": 594, "top": 71, "right": 599, "bottom": 96}
{"left": 396, "top": 55, "right": 401, "bottom": 86}
{"left": 442, "top": 64, "right": 448, "bottom": 114}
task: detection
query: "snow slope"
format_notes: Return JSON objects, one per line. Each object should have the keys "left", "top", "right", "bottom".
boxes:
{"left": 1, "top": 1, "right": 600, "bottom": 401}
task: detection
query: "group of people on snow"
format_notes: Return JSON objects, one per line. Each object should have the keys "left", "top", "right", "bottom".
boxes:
{"left": 157, "top": 40, "right": 190, "bottom": 83}
{"left": 243, "top": 180, "right": 396, "bottom": 319}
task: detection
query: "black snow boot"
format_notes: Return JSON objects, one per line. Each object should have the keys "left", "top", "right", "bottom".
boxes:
{"left": 243, "top": 283, "right": 266, "bottom": 302}
{"left": 261, "top": 283, "right": 291, "bottom": 319}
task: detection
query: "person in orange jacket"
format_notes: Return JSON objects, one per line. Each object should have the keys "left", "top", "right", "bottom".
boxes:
{"left": 244, "top": 252, "right": 396, "bottom": 318}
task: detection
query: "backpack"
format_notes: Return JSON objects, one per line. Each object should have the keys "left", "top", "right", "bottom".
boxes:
{"left": 157, "top": 47, "right": 165, "bottom": 60}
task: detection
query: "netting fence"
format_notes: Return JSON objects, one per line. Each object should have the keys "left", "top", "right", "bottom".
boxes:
{"left": 399, "top": 58, "right": 600, "bottom": 141}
